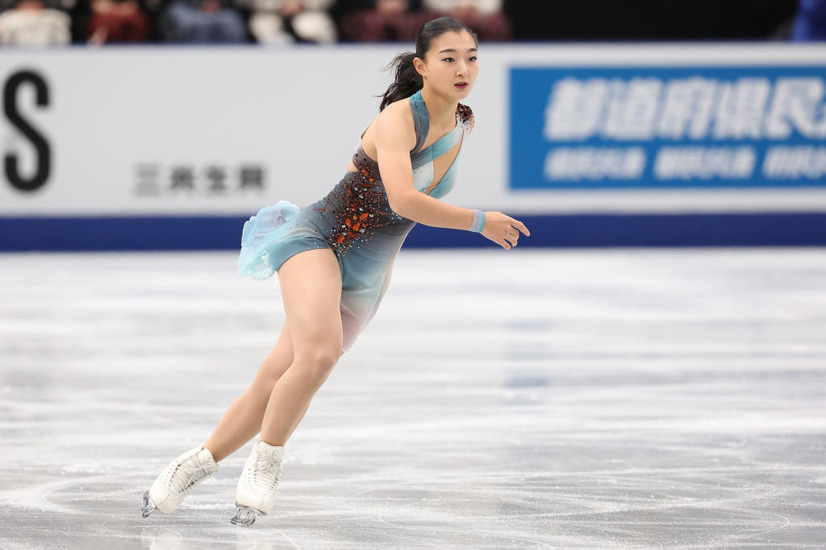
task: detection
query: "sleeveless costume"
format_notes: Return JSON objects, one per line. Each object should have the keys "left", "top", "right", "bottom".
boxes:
{"left": 239, "top": 91, "right": 474, "bottom": 350}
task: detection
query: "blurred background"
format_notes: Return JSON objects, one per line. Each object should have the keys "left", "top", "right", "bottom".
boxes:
{"left": 1, "top": 0, "right": 825, "bottom": 250}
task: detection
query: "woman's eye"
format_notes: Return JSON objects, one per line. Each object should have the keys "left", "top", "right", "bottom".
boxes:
{"left": 469, "top": 56, "right": 478, "bottom": 62}
{"left": 443, "top": 57, "right": 454, "bottom": 62}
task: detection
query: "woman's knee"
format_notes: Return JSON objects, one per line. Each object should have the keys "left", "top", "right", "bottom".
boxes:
{"left": 295, "top": 343, "right": 342, "bottom": 383}
{"left": 308, "top": 342, "right": 342, "bottom": 370}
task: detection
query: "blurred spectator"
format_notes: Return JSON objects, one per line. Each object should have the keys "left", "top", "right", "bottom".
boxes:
{"left": 422, "top": 0, "right": 508, "bottom": 40}
{"left": 158, "top": 0, "right": 247, "bottom": 42}
{"left": 86, "top": 0, "right": 151, "bottom": 43}
{"left": 337, "top": 0, "right": 424, "bottom": 42}
{"left": 0, "top": 0, "right": 71, "bottom": 44}
{"left": 241, "top": 0, "right": 336, "bottom": 43}
{"left": 791, "top": 0, "right": 826, "bottom": 40}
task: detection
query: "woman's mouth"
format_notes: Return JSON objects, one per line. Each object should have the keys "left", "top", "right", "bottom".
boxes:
{"left": 455, "top": 82, "right": 468, "bottom": 90}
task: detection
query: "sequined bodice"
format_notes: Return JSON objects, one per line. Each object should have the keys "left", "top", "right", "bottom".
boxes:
{"left": 317, "top": 91, "right": 474, "bottom": 256}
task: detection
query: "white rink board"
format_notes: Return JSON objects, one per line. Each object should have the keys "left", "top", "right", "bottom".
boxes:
{"left": 2, "top": 44, "right": 826, "bottom": 216}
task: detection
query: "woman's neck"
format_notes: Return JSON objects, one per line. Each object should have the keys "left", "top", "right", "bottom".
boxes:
{"left": 419, "top": 87, "right": 458, "bottom": 129}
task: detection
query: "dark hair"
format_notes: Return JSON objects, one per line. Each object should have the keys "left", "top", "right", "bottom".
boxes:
{"left": 379, "top": 17, "right": 478, "bottom": 111}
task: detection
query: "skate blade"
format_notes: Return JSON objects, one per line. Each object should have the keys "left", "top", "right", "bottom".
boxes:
{"left": 230, "top": 506, "right": 259, "bottom": 527}
{"left": 141, "top": 491, "right": 156, "bottom": 518}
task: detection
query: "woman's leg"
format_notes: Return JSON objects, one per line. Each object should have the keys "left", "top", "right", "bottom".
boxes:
{"left": 203, "top": 323, "right": 295, "bottom": 462}
{"left": 259, "top": 248, "right": 344, "bottom": 446}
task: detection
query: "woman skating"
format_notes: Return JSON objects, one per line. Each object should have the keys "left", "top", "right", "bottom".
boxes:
{"left": 141, "top": 16, "right": 529, "bottom": 526}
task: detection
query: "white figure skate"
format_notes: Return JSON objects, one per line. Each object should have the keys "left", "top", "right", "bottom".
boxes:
{"left": 230, "top": 441, "right": 284, "bottom": 526}
{"left": 141, "top": 446, "right": 219, "bottom": 517}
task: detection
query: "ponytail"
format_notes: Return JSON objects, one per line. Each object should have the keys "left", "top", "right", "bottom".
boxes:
{"left": 380, "top": 52, "right": 423, "bottom": 111}
{"left": 378, "top": 17, "right": 477, "bottom": 111}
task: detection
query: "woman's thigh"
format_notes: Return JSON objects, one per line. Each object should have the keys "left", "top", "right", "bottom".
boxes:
{"left": 277, "top": 248, "right": 344, "bottom": 355}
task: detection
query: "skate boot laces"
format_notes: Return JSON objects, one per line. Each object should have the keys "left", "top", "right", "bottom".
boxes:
{"left": 143, "top": 447, "right": 218, "bottom": 517}
{"left": 250, "top": 453, "right": 282, "bottom": 494}
{"left": 168, "top": 455, "right": 215, "bottom": 497}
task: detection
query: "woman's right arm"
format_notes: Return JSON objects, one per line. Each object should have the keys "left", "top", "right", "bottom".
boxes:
{"left": 374, "top": 103, "right": 529, "bottom": 249}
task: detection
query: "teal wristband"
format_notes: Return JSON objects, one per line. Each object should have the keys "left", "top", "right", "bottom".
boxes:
{"left": 469, "top": 209, "right": 485, "bottom": 233}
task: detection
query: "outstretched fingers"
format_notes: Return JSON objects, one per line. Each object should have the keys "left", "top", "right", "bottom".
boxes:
{"left": 512, "top": 218, "right": 530, "bottom": 238}
{"left": 480, "top": 211, "right": 530, "bottom": 249}
{"left": 500, "top": 215, "right": 530, "bottom": 249}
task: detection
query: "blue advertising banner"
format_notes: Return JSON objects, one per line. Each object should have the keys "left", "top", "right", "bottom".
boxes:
{"left": 510, "top": 66, "right": 826, "bottom": 189}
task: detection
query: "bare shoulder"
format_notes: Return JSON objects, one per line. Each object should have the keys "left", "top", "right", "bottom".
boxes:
{"left": 361, "top": 99, "right": 417, "bottom": 158}
{"left": 373, "top": 99, "right": 416, "bottom": 145}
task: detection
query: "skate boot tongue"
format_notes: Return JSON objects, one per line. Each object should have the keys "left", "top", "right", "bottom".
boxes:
{"left": 257, "top": 441, "right": 284, "bottom": 460}
{"left": 197, "top": 448, "right": 217, "bottom": 463}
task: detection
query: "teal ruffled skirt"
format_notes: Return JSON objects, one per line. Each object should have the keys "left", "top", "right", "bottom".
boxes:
{"left": 238, "top": 172, "right": 416, "bottom": 350}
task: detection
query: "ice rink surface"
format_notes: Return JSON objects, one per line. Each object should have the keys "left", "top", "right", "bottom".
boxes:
{"left": 1, "top": 248, "right": 824, "bottom": 549}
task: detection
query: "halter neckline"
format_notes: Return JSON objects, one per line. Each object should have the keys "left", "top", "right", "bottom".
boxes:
{"left": 409, "top": 90, "right": 463, "bottom": 156}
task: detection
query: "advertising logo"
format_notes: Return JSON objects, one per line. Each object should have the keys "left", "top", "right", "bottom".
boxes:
{"left": 134, "top": 163, "right": 267, "bottom": 197}
{"left": 510, "top": 66, "right": 826, "bottom": 189}
{"left": 3, "top": 70, "right": 51, "bottom": 193}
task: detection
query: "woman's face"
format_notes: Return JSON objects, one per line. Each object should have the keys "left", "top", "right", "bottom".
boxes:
{"left": 416, "top": 30, "right": 479, "bottom": 101}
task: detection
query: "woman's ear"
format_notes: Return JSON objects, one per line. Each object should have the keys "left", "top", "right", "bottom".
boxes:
{"left": 413, "top": 57, "right": 426, "bottom": 79}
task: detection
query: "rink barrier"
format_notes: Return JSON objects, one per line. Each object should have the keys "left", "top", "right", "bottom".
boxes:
{"left": 2, "top": 212, "right": 825, "bottom": 251}
{"left": 3, "top": 45, "right": 826, "bottom": 250}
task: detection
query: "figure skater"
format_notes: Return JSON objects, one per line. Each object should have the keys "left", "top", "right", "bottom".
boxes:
{"left": 141, "top": 15, "right": 530, "bottom": 527}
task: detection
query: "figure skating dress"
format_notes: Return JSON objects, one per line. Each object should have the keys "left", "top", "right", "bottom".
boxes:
{"left": 239, "top": 91, "right": 473, "bottom": 350}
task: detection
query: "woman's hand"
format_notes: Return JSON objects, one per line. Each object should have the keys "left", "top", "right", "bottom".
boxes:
{"left": 481, "top": 211, "right": 530, "bottom": 249}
